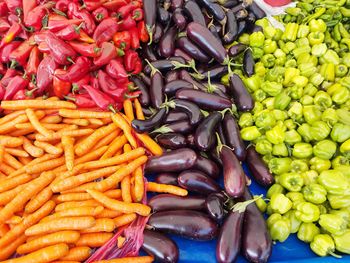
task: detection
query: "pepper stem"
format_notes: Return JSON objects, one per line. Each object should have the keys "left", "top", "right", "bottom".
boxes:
{"left": 145, "top": 59, "right": 160, "bottom": 76}
{"left": 67, "top": 57, "right": 75, "bottom": 64}
{"left": 25, "top": 88, "right": 38, "bottom": 98}
{"left": 328, "top": 251, "right": 342, "bottom": 259}
{"left": 150, "top": 125, "right": 174, "bottom": 134}
{"left": 64, "top": 95, "right": 76, "bottom": 102}
{"left": 232, "top": 195, "right": 263, "bottom": 213}
{"left": 52, "top": 7, "right": 67, "bottom": 17}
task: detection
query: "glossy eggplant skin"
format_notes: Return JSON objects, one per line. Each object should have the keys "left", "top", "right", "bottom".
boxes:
{"left": 237, "top": 20, "right": 247, "bottom": 37}
{"left": 193, "top": 154, "right": 220, "bottom": 179}
{"left": 148, "top": 210, "right": 218, "bottom": 241}
{"left": 157, "top": 133, "right": 187, "bottom": 149}
{"left": 142, "top": 229, "right": 179, "bottom": 263}
{"left": 150, "top": 71, "right": 165, "bottom": 109}
{"left": 222, "top": 0, "right": 239, "bottom": 8}
{"left": 183, "top": 0, "right": 206, "bottom": 26}
{"left": 176, "top": 89, "right": 232, "bottom": 111}
{"left": 144, "top": 57, "right": 187, "bottom": 74}
{"left": 246, "top": 146, "right": 274, "bottom": 187}
{"left": 223, "top": 9, "right": 238, "bottom": 45}
{"left": 248, "top": 2, "right": 266, "bottom": 19}
{"left": 131, "top": 76, "right": 150, "bottom": 107}
{"left": 178, "top": 70, "right": 207, "bottom": 90}
{"left": 199, "top": 65, "right": 228, "bottom": 81}
{"left": 176, "top": 37, "right": 210, "bottom": 63}
{"left": 165, "top": 71, "right": 179, "bottom": 83}
{"left": 141, "top": 44, "right": 158, "bottom": 62}
{"left": 178, "top": 170, "right": 221, "bottom": 195}
{"left": 171, "top": 0, "right": 183, "bottom": 10}
{"left": 220, "top": 146, "right": 245, "bottom": 198}
{"left": 159, "top": 26, "right": 177, "bottom": 58}
{"left": 194, "top": 112, "right": 221, "bottom": 151}
{"left": 160, "top": 119, "right": 193, "bottom": 134}
{"left": 145, "top": 148, "right": 197, "bottom": 173}
{"left": 149, "top": 194, "right": 206, "bottom": 212}
{"left": 164, "top": 80, "right": 194, "bottom": 96}
{"left": 228, "top": 43, "right": 247, "bottom": 58}
{"left": 153, "top": 23, "right": 164, "bottom": 43}
{"left": 243, "top": 49, "right": 255, "bottom": 77}
{"left": 208, "top": 24, "right": 221, "bottom": 41}
{"left": 217, "top": 123, "right": 227, "bottom": 146}
{"left": 164, "top": 110, "right": 188, "bottom": 123}
{"left": 155, "top": 173, "right": 179, "bottom": 186}
{"left": 241, "top": 188, "right": 272, "bottom": 263}
{"left": 174, "top": 48, "right": 192, "bottom": 62}
{"left": 216, "top": 210, "right": 244, "bottom": 263}
{"left": 157, "top": 7, "right": 171, "bottom": 25}
{"left": 143, "top": 0, "right": 157, "bottom": 41}
{"left": 228, "top": 73, "right": 254, "bottom": 112}
{"left": 186, "top": 22, "right": 227, "bottom": 64}
{"left": 140, "top": 72, "right": 152, "bottom": 86}
{"left": 205, "top": 193, "right": 225, "bottom": 223}
{"left": 223, "top": 112, "right": 246, "bottom": 161}
{"left": 172, "top": 99, "right": 203, "bottom": 125}
{"left": 131, "top": 108, "right": 167, "bottom": 133}
{"left": 173, "top": 8, "right": 187, "bottom": 30}
{"left": 196, "top": 0, "right": 226, "bottom": 24}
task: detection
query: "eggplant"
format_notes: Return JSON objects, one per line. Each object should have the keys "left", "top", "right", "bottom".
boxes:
{"left": 183, "top": 0, "right": 206, "bottom": 26}
{"left": 243, "top": 48, "right": 255, "bottom": 77}
{"left": 223, "top": 10, "right": 238, "bottom": 45}
{"left": 157, "top": 7, "right": 171, "bottom": 25}
{"left": 178, "top": 170, "right": 221, "bottom": 195}
{"left": 231, "top": 3, "right": 245, "bottom": 13}
{"left": 205, "top": 193, "right": 225, "bottom": 223}
{"left": 176, "top": 37, "right": 210, "bottom": 63}
{"left": 164, "top": 110, "right": 188, "bottom": 123}
{"left": 202, "top": 82, "right": 230, "bottom": 99}
{"left": 228, "top": 73, "right": 254, "bottom": 112}
{"left": 143, "top": 0, "right": 157, "bottom": 42}
{"left": 150, "top": 70, "right": 165, "bottom": 109}
{"left": 157, "top": 133, "right": 187, "bottom": 149}
{"left": 220, "top": 146, "right": 245, "bottom": 198}
{"left": 217, "top": 123, "right": 227, "bottom": 146}
{"left": 144, "top": 57, "right": 187, "bottom": 74}
{"left": 178, "top": 70, "right": 207, "bottom": 90}
{"left": 148, "top": 210, "right": 218, "bottom": 240}
{"left": 223, "top": 112, "right": 246, "bottom": 161}
{"left": 173, "top": 8, "right": 187, "bottom": 31}
{"left": 164, "top": 80, "right": 194, "bottom": 96}
{"left": 171, "top": 99, "right": 203, "bottom": 125}
{"left": 142, "top": 107, "right": 154, "bottom": 117}
{"left": 163, "top": 0, "right": 171, "bottom": 10}
{"left": 208, "top": 24, "right": 221, "bottom": 41}
{"left": 155, "top": 173, "right": 179, "bottom": 185}
{"left": 194, "top": 112, "right": 221, "bottom": 151}
{"left": 248, "top": 2, "right": 266, "bottom": 19}
{"left": 149, "top": 194, "right": 206, "bottom": 212}
{"left": 176, "top": 89, "right": 232, "bottom": 110}
{"left": 209, "top": 147, "right": 223, "bottom": 167}
{"left": 140, "top": 72, "right": 152, "bottom": 86}
{"left": 155, "top": 120, "right": 193, "bottom": 134}
{"left": 132, "top": 108, "right": 167, "bottom": 133}
{"left": 228, "top": 43, "right": 247, "bottom": 58}
{"left": 171, "top": 0, "right": 183, "bottom": 10}
{"left": 246, "top": 12, "right": 256, "bottom": 24}
{"left": 249, "top": 24, "right": 263, "bottom": 33}
{"left": 186, "top": 22, "right": 228, "bottom": 64}
{"left": 246, "top": 146, "right": 274, "bottom": 187}
{"left": 165, "top": 71, "right": 179, "bottom": 83}
{"left": 153, "top": 23, "right": 164, "bottom": 43}
{"left": 196, "top": 0, "right": 226, "bottom": 25}
{"left": 131, "top": 76, "right": 150, "bottom": 107}
{"left": 241, "top": 188, "right": 272, "bottom": 263}
{"left": 142, "top": 229, "right": 179, "bottom": 263}
{"left": 222, "top": 0, "right": 239, "bottom": 8}
{"left": 235, "top": 8, "right": 249, "bottom": 21}
{"left": 174, "top": 48, "right": 192, "bottom": 62}
{"left": 141, "top": 44, "right": 158, "bottom": 62}
{"left": 159, "top": 26, "right": 177, "bottom": 58}
{"left": 145, "top": 148, "right": 197, "bottom": 173}
{"left": 193, "top": 154, "right": 220, "bottom": 179}
{"left": 198, "top": 65, "right": 228, "bottom": 81}
{"left": 237, "top": 20, "right": 247, "bottom": 36}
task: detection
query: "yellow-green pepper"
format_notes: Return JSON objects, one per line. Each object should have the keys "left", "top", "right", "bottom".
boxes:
{"left": 286, "top": 192, "right": 305, "bottom": 209}
{"left": 280, "top": 172, "right": 304, "bottom": 192}
{"left": 266, "top": 125, "right": 285, "bottom": 145}
{"left": 285, "top": 130, "right": 302, "bottom": 145}
{"left": 297, "top": 222, "right": 320, "bottom": 243}
{"left": 333, "top": 230, "right": 350, "bottom": 254}
{"left": 321, "top": 108, "right": 338, "bottom": 126}
{"left": 297, "top": 123, "right": 313, "bottom": 142}
{"left": 327, "top": 83, "right": 350, "bottom": 105}
{"left": 319, "top": 63, "right": 335, "bottom": 82}
{"left": 302, "top": 170, "right": 319, "bottom": 186}
{"left": 319, "top": 214, "right": 347, "bottom": 235}
{"left": 310, "top": 121, "right": 331, "bottom": 141}
{"left": 330, "top": 123, "right": 350, "bottom": 143}
{"left": 272, "top": 143, "right": 289, "bottom": 157}
{"left": 313, "top": 140, "right": 337, "bottom": 160}
{"left": 302, "top": 183, "right": 327, "bottom": 204}
{"left": 249, "top": 31, "right": 265, "bottom": 48}
{"left": 291, "top": 160, "right": 309, "bottom": 173}
{"left": 308, "top": 32, "right": 325, "bottom": 45}
{"left": 268, "top": 158, "right": 292, "bottom": 175}
{"left": 303, "top": 105, "right": 322, "bottom": 125}
{"left": 295, "top": 202, "right": 320, "bottom": 223}
{"left": 309, "top": 157, "right": 331, "bottom": 173}
{"left": 238, "top": 113, "right": 253, "bottom": 128}
{"left": 269, "top": 217, "right": 291, "bottom": 242}
{"left": 328, "top": 194, "right": 350, "bottom": 209}
{"left": 240, "top": 126, "right": 261, "bottom": 141}
{"left": 254, "top": 195, "right": 267, "bottom": 213}
{"left": 310, "top": 234, "right": 339, "bottom": 257}
{"left": 309, "top": 19, "right": 327, "bottom": 33}
{"left": 285, "top": 210, "right": 302, "bottom": 233}
{"left": 340, "top": 139, "right": 350, "bottom": 154}
{"left": 270, "top": 193, "right": 293, "bottom": 214}
{"left": 292, "top": 143, "right": 313, "bottom": 159}
{"left": 318, "top": 170, "right": 349, "bottom": 195}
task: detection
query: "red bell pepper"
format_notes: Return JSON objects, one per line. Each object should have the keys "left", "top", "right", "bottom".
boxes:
{"left": 132, "top": 57, "right": 142, "bottom": 74}
{"left": 38, "top": 42, "right": 50, "bottom": 53}
{"left": 116, "top": 1, "right": 141, "bottom": 18}
{"left": 0, "top": 63, "right": 5, "bottom": 75}
{"left": 129, "top": 27, "right": 140, "bottom": 49}
{"left": 0, "top": 22, "right": 22, "bottom": 49}
{"left": 132, "top": 8, "right": 143, "bottom": 21}
{"left": 103, "top": 0, "right": 128, "bottom": 11}
{"left": 93, "top": 17, "right": 119, "bottom": 46}
{"left": 68, "top": 3, "right": 96, "bottom": 35}
{"left": 82, "top": 84, "right": 116, "bottom": 111}
{"left": 119, "top": 15, "right": 136, "bottom": 31}
{"left": 55, "top": 56, "right": 91, "bottom": 82}
{"left": 0, "top": 2, "right": 9, "bottom": 16}
{"left": 65, "top": 92, "right": 97, "bottom": 108}
{"left": 36, "top": 55, "right": 58, "bottom": 95}
{"left": 113, "top": 31, "right": 131, "bottom": 50}
{"left": 26, "top": 45, "right": 41, "bottom": 76}
{"left": 24, "top": 2, "right": 55, "bottom": 31}
{"left": 23, "top": 0, "right": 37, "bottom": 21}
{"left": 0, "top": 41, "right": 21, "bottom": 63}
{"left": 92, "top": 7, "right": 109, "bottom": 22}
{"left": 53, "top": 68, "right": 72, "bottom": 98}
{"left": 12, "top": 89, "right": 36, "bottom": 100}
{"left": 94, "top": 42, "right": 117, "bottom": 67}
{"left": 9, "top": 36, "right": 35, "bottom": 66}
{"left": 98, "top": 69, "right": 128, "bottom": 103}
{"left": 56, "top": 23, "right": 83, "bottom": 41}
{"left": 138, "top": 21, "right": 149, "bottom": 43}
{"left": 124, "top": 49, "right": 138, "bottom": 72}
{"left": 55, "top": 0, "right": 69, "bottom": 12}
{"left": 4, "top": 0, "right": 22, "bottom": 15}
{"left": 106, "top": 59, "right": 128, "bottom": 82}
{"left": 0, "top": 18, "right": 10, "bottom": 32}
{"left": 45, "top": 31, "right": 77, "bottom": 65}
{"left": 69, "top": 41, "right": 101, "bottom": 57}
{"left": 3, "top": 75, "right": 29, "bottom": 100}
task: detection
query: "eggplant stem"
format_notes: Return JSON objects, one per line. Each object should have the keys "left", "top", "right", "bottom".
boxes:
{"left": 216, "top": 132, "right": 223, "bottom": 154}
{"left": 145, "top": 59, "right": 160, "bottom": 76}
{"left": 150, "top": 125, "right": 174, "bottom": 134}
{"left": 232, "top": 194, "right": 263, "bottom": 213}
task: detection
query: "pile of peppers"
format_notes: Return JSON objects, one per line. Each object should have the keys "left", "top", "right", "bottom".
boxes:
{"left": 219, "top": 0, "right": 350, "bottom": 257}
{"left": 0, "top": 0, "right": 147, "bottom": 110}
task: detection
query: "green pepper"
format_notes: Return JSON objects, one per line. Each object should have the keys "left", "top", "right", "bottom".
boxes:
{"left": 292, "top": 46, "right": 311, "bottom": 59}
{"left": 270, "top": 193, "right": 293, "bottom": 214}
{"left": 309, "top": 73, "right": 324, "bottom": 87}
{"left": 298, "top": 222, "right": 320, "bottom": 243}
{"left": 282, "top": 23, "right": 299, "bottom": 42}
{"left": 321, "top": 108, "right": 339, "bottom": 126}
{"left": 249, "top": 31, "right": 265, "bottom": 48}
{"left": 269, "top": 217, "right": 291, "bottom": 242}
{"left": 322, "top": 50, "right": 340, "bottom": 65}
{"left": 265, "top": 66, "right": 285, "bottom": 83}
{"left": 260, "top": 81, "right": 282, "bottom": 97}
{"left": 309, "top": 157, "right": 331, "bottom": 173}
{"left": 274, "top": 90, "right": 291, "bottom": 111}
{"left": 319, "top": 63, "right": 335, "bottom": 82}
{"left": 253, "top": 89, "right": 266, "bottom": 102}
{"left": 314, "top": 91, "right": 333, "bottom": 109}
{"left": 283, "top": 68, "right": 300, "bottom": 87}
{"left": 285, "top": 210, "right": 302, "bottom": 233}
{"left": 280, "top": 172, "right": 304, "bottom": 192}
{"left": 333, "top": 23, "right": 342, "bottom": 42}
{"left": 311, "top": 43, "right": 327, "bottom": 57}
{"left": 303, "top": 105, "right": 322, "bottom": 125}
{"left": 268, "top": 158, "right": 292, "bottom": 175}
{"left": 295, "top": 37, "right": 309, "bottom": 48}
{"left": 308, "top": 32, "right": 325, "bottom": 46}
{"left": 309, "top": 19, "right": 327, "bottom": 33}
{"left": 342, "top": 53, "right": 350, "bottom": 67}
{"left": 336, "top": 108, "right": 350, "bottom": 126}
{"left": 302, "top": 170, "right": 319, "bottom": 186}
{"left": 300, "top": 95, "right": 314, "bottom": 105}
{"left": 286, "top": 192, "right": 305, "bottom": 209}
{"left": 255, "top": 139, "right": 273, "bottom": 155}
{"left": 254, "top": 62, "right": 266, "bottom": 77}
{"left": 274, "top": 28, "right": 283, "bottom": 41}
{"left": 297, "top": 123, "right": 313, "bottom": 142}
{"left": 338, "top": 22, "right": 350, "bottom": 38}
{"left": 331, "top": 123, "right": 350, "bottom": 143}
{"left": 291, "top": 159, "right": 309, "bottom": 173}
{"left": 254, "top": 195, "right": 267, "bottom": 213}
{"left": 313, "top": 140, "right": 337, "bottom": 160}
{"left": 292, "top": 75, "right": 309, "bottom": 88}
{"left": 335, "top": 64, "right": 348, "bottom": 77}
{"left": 263, "top": 26, "right": 276, "bottom": 39}
{"left": 243, "top": 75, "right": 262, "bottom": 92}
{"left": 335, "top": 165, "right": 350, "bottom": 178}
{"left": 292, "top": 143, "right": 313, "bottom": 159}
{"left": 318, "top": 170, "right": 349, "bottom": 195}
{"left": 298, "top": 63, "right": 317, "bottom": 78}
{"left": 262, "top": 97, "right": 275, "bottom": 110}
{"left": 319, "top": 214, "right": 347, "bottom": 235}
{"left": 263, "top": 39, "right": 277, "bottom": 54}
{"left": 266, "top": 183, "right": 285, "bottom": 198}
{"left": 266, "top": 125, "right": 285, "bottom": 145}
{"left": 273, "top": 110, "right": 288, "bottom": 121}
{"left": 310, "top": 121, "right": 331, "bottom": 141}
{"left": 285, "top": 130, "right": 302, "bottom": 145}
{"left": 261, "top": 54, "right": 275, "bottom": 68}
{"left": 272, "top": 143, "right": 289, "bottom": 157}
{"left": 318, "top": 204, "right": 328, "bottom": 215}
{"left": 333, "top": 230, "right": 350, "bottom": 254}
{"left": 255, "top": 18, "right": 269, "bottom": 29}
{"left": 330, "top": 209, "right": 349, "bottom": 226}
{"left": 253, "top": 102, "right": 264, "bottom": 115}
{"left": 340, "top": 139, "right": 350, "bottom": 155}
{"left": 240, "top": 126, "right": 261, "bottom": 141}
{"left": 328, "top": 194, "right": 350, "bottom": 209}
{"left": 297, "top": 24, "right": 310, "bottom": 38}
{"left": 302, "top": 183, "right": 327, "bottom": 204}
{"left": 327, "top": 83, "right": 350, "bottom": 105}
{"left": 304, "top": 84, "right": 318, "bottom": 96}
{"left": 252, "top": 47, "right": 264, "bottom": 60}
{"left": 332, "top": 156, "right": 349, "bottom": 168}
{"left": 285, "top": 58, "right": 297, "bottom": 68}
{"left": 284, "top": 119, "right": 296, "bottom": 130}
{"left": 238, "top": 113, "right": 254, "bottom": 128}
{"left": 288, "top": 102, "right": 303, "bottom": 121}
{"left": 289, "top": 86, "right": 304, "bottom": 101}
{"left": 295, "top": 202, "right": 320, "bottom": 223}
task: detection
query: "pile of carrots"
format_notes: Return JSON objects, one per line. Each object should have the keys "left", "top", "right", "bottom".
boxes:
{"left": 0, "top": 97, "right": 187, "bottom": 263}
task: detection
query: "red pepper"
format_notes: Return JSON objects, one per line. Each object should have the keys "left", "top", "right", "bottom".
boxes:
{"left": 33, "top": 31, "right": 48, "bottom": 44}
{"left": 129, "top": 27, "right": 140, "bottom": 49}
{"left": 4, "top": 0, "right": 22, "bottom": 15}
{"left": 7, "top": 14, "right": 20, "bottom": 25}
{"left": 98, "top": 70, "right": 128, "bottom": 103}
{"left": 138, "top": 21, "right": 149, "bottom": 43}
{"left": 38, "top": 42, "right": 50, "bottom": 53}
{"left": 124, "top": 49, "right": 138, "bottom": 72}
{"left": 55, "top": 56, "right": 91, "bottom": 82}
{"left": 78, "top": 29, "right": 96, "bottom": 43}
{"left": 93, "top": 42, "right": 117, "bottom": 67}
{"left": 0, "top": 41, "right": 21, "bottom": 63}
{"left": 0, "top": 85, "right": 6, "bottom": 100}
{"left": 53, "top": 68, "right": 72, "bottom": 98}
{"left": 55, "top": 0, "right": 69, "bottom": 12}
{"left": 26, "top": 46, "right": 41, "bottom": 76}
{"left": 3, "top": 75, "right": 29, "bottom": 100}
{"left": 68, "top": 3, "right": 96, "bottom": 35}
{"left": 0, "top": 63, "right": 5, "bottom": 75}
{"left": 132, "top": 57, "right": 142, "bottom": 74}
{"left": 73, "top": 74, "right": 91, "bottom": 89}
{"left": 9, "top": 36, "right": 35, "bottom": 66}
{"left": 24, "top": 2, "right": 55, "bottom": 32}
{"left": 106, "top": 59, "right": 128, "bottom": 82}
{"left": 82, "top": 84, "right": 115, "bottom": 111}
{"left": 0, "top": 18, "right": 10, "bottom": 32}
{"left": 45, "top": 31, "right": 77, "bottom": 65}
{"left": 83, "top": 0, "right": 102, "bottom": 11}
{"left": 1, "top": 66, "right": 19, "bottom": 87}
{"left": 36, "top": 55, "right": 58, "bottom": 95}
{"left": 69, "top": 41, "right": 101, "bottom": 57}
{"left": 0, "top": 2, "right": 9, "bottom": 16}
{"left": 56, "top": 23, "right": 83, "bottom": 41}
{"left": 103, "top": 0, "right": 128, "bottom": 11}
{"left": 93, "top": 17, "right": 119, "bottom": 46}
{"left": 132, "top": 8, "right": 143, "bottom": 21}
{"left": 116, "top": 1, "right": 141, "bottom": 19}
{"left": 0, "top": 22, "right": 22, "bottom": 49}
{"left": 92, "top": 7, "right": 109, "bottom": 22}
{"left": 47, "top": 16, "right": 84, "bottom": 32}
{"left": 65, "top": 93, "right": 97, "bottom": 108}
{"left": 119, "top": 15, "right": 136, "bottom": 31}
{"left": 23, "top": 0, "right": 37, "bottom": 21}
{"left": 113, "top": 31, "right": 131, "bottom": 50}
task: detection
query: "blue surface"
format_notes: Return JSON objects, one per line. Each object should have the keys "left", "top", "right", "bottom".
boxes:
{"left": 145, "top": 164, "right": 350, "bottom": 262}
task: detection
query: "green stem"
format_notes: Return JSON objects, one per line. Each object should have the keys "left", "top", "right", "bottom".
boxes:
{"left": 232, "top": 195, "right": 263, "bottom": 213}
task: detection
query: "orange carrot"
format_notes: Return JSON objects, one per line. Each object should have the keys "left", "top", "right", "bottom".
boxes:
{"left": 81, "top": 218, "right": 116, "bottom": 233}
{"left": 0, "top": 184, "right": 27, "bottom": 205}
{"left": 0, "top": 235, "right": 27, "bottom": 261}
{"left": 0, "top": 112, "right": 45, "bottom": 135}
{"left": 135, "top": 133, "right": 163, "bottom": 156}
{"left": 1, "top": 100, "right": 76, "bottom": 110}
{"left": 59, "top": 109, "right": 111, "bottom": 119}
{"left": 26, "top": 108, "right": 53, "bottom": 138}
{"left": 75, "top": 146, "right": 108, "bottom": 165}
{"left": 42, "top": 206, "right": 103, "bottom": 222}
{"left": 18, "top": 156, "right": 33, "bottom": 165}
{"left": 61, "top": 136, "right": 75, "bottom": 171}
{"left": 123, "top": 99, "right": 134, "bottom": 121}
{"left": 0, "top": 136, "right": 23, "bottom": 147}
{"left": 113, "top": 213, "right": 137, "bottom": 228}
{"left": 8, "top": 127, "right": 35, "bottom": 136}
{"left": 0, "top": 224, "right": 9, "bottom": 237}
{"left": 0, "top": 163, "right": 16, "bottom": 175}
{"left": 76, "top": 233, "right": 113, "bottom": 247}
{"left": 0, "top": 110, "right": 25, "bottom": 125}
{"left": 22, "top": 136, "right": 44, "bottom": 158}
{"left": 40, "top": 115, "right": 62, "bottom": 124}
{"left": 133, "top": 167, "right": 144, "bottom": 202}
{"left": 35, "top": 128, "right": 93, "bottom": 142}
{"left": 56, "top": 189, "right": 122, "bottom": 203}
{"left": 15, "top": 123, "right": 69, "bottom": 131}
{"left": 92, "top": 129, "right": 121, "bottom": 150}
{"left": 121, "top": 175, "right": 132, "bottom": 203}
{"left": 0, "top": 144, "right": 4, "bottom": 163}
{"left": 33, "top": 141, "right": 63, "bottom": 155}
{"left": 111, "top": 113, "right": 137, "bottom": 148}
{"left": 24, "top": 186, "right": 53, "bottom": 214}
{"left": 3, "top": 152, "right": 23, "bottom": 169}
{"left": 96, "top": 209, "right": 122, "bottom": 219}
{"left": 5, "top": 215, "right": 22, "bottom": 225}
{"left": 88, "top": 118, "right": 104, "bottom": 125}
{"left": 91, "top": 256, "right": 154, "bottom": 263}
{"left": 60, "top": 246, "right": 91, "bottom": 261}
{"left": 55, "top": 200, "right": 101, "bottom": 212}
{"left": 63, "top": 118, "right": 89, "bottom": 126}
{"left": 5, "top": 148, "right": 29, "bottom": 158}
{"left": 0, "top": 174, "right": 32, "bottom": 193}
{"left": 25, "top": 157, "right": 65, "bottom": 174}
{"left": 100, "top": 134, "right": 128, "bottom": 160}
{"left": 134, "top": 99, "right": 145, "bottom": 120}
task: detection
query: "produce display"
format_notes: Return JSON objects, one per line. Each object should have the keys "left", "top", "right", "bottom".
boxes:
{"left": 0, "top": 0, "right": 349, "bottom": 262}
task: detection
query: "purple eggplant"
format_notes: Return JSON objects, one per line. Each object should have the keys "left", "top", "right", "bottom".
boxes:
{"left": 235, "top": 8, "right": 249, "bottom": 21}
{"left": 132, "top": 108, "right": 167, "bottom": 133}
{"left": 186, "top": 22, "right": 228, "bottom": 64}
{"left": 241, "top": 188, "right": 272, "bottom": 263}
{"left": 176, "top": 89, "right": 232, "bottom": 110}
{"left": 155, "top": 173, "right": 179, "bottom": 185}
{"left": 248, "top": 2, "right": 266, "bottom": 19}
{"left": 144, "top": 57, "right": 187, "bottom": 74}
{"left": 228, "top": 43, "right": 247, "bottom": 58}
{"left": 217, "top": 123, "right": 227, "bottom": 146}
{"left": 174, "top": 48, "right": 192, "bottom": 62}
{"left": 196, "top": 0, "right": 226, "bottom": 25}
{"left": 164, "top": 110, "right": 188, "bottom": 123}
{"left": 155, "top": 119, "right": 193, "bottom": 134}
{"left": 237, "top": 20, "right": 248, "bottom": 36}
{"left": 165, "top": 71, "right": 179, "bottom": 83}
{"left": 223, "top": 112, "right": 246, "bottom": 161}
{"left": 208, "top": 24, "right": 221, "bottom": 41}
{"left": 143, "top": 0, "right": 157, "bottom": 43}
{"left": 178, "top": 170, "right": 221, "bottom": 195}
{"left": 157, "top": 7, "right": 171, "bottom": 25}
{"left": 202, "top": 82, "right": 230, "bottom": 99}
{"left": 148, "top": 210, "right": 218, "bottom": 240}
{"left": 131, "top": 76, "right": 150, "bottom": 107}
{"left": 176, "top": 37, "right": 210, "bottom": 63}
{"left": 209, "top": 147, "right": 223, "bottom": 167}
{"left": 231, "top": 3, "right": 245, "bottom": 13}
{"left": 141, "top": 44, "right": 158, "bottom": 62}
{"left": 198, "top": 65, "right": 228, "bottom": 81}
{"left": 157, "top": 133, "right": 187, "bottom": 149}
{"left": 164, "top": 80, "right": 194, "bottom": 96}
{"left": 183, "top": 0, "right": 206, "bottom": 26}
{"left": 243, "top": 48, "right": 255, "bottom": 77}
{"left": 223, "top": 10, "right": 238, "bottom": 45}
{"left": 170, "top": 99, "right": 203, "bottom": 125}
{"left": 178, "top": 70, "right": 207, "bottom": 90}
{"left": 159, "top": 26, "right": 177, "bottom": 58}
{"left": 154, "top": 23, "right": 164, "bottom": 43}
{"left": 222, "top": 0, "right": 239, "bottom": 8}
{"left": 150, "top": 70, "right": 165, "bottom": 109}
{"left": 142, "top": 229, "right": 179, "bottom": 263}
{"left": 228, "top": 73, "right": 254, "bottom": 112}
{"left": 140, "top": 72, "right": 152, "bottom": 86}
{"left": 246, "top": 146, "right": 274, "bottom": 187}
{"left": 248, "top": 24, "right": 263, "bottom": 33}
{"left": 149, "top": 194, "right": 206, "bottom": 212}
{"left": 145, "top": 148, "right": 197, "bottom": 173}
{"left": 193, "top": 154, "right": 220, "bottom": 179}
{"left": 171, "top": 0, "right": 183, "bottom": 10}
{"left": 205, "top": 193, "right": 225, "bottom": 223}
{"left": 173, "top": 8, "right": 187, "bottom": 30}
{"left": 194, "top": 111, "right": 221, "bottom": 151}
{"left": 142, "top": 107, "right": 154, "bottom": 117}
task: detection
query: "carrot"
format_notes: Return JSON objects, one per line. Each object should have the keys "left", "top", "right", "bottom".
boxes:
{"left": 25, "top": 157, "right": 65, "bottom": 174}
{"left": 22, "top": 136, "right": 44, "bottom": 158}
{"left": 5, "top": 148, "right": 29, "bottom": 158}
{"left": 0, "top": 200, "right": 55, "bottom": 249}
{"left": 135, "top": 133, "right": 163, "bottom": 156}
{"left": 92, "top": 129, "right": 121, "bottom": 150}
{"left": 33, "top": 141, "right": 63, "bottom": 155}
{"left": 0, "top": 171, "right": 6, "bottom": 179}
{"left": 88, "top": 118, "right": 104, "bottom": 125}
{"left": 0, "top": 174, "right": 32, "bottom": 193}
{"left": 0, "top": 163, "right": 16, "bottom": 175}
{"left": 24, "top": 186, "right": 53, "bottom": 214}
{"left": 0, "top": 184, "right": 27, "bottom": 205}
{"left": 111, "top": 113, "right": 137, "bottom": 148}
{"left": 81, "top": 218, "right": 116, "bottom": 233}
{"left": 40, "top": 115, "right": 62, "bottom": 124}
{"left": 0, "top": 110, "right": 25, "bottom": 125}
{"left": 56, "top": 189, "right": 122, "bottom": 203}
{"left": 0, "top": 172, "right": 55, "bottom": 224}
{"left": 17, "top": 231, "right": 80, "bottom": 254}
{"left": 3, "top": 152, "right": 23, "bottom": 169}
{"left": 59, "top": 109, "right": 111, "bottom": 119}
{"left": 91, "top": 256, "right": 154, "bottom": 263}
{"left": 2, "top": 243, "right": 69, "bottom": 263}
{"left": 75, "top": 146, "right": 108, "bottom": 165}
{"left": 117, "top": 236, "right": 125, "bottom": 248}
{"left": 0, "top": 144, "right": 4, "bottom": 163}
{"left": 55, "top": 200, "right": 101, "bottom": 212}
{"left": 147, "top": 182, "right": 188, "bottom": 196}
{"left": 0, "top": 136, "right": 23, "bottom": 147}
{"left": 63, "top": 118, "right": 89, "bottom": 126}
{"left": 123, "top": 144, "right": 132, "bottom": 153}
{"left": 75, "top": 123, "right": 118, "bottom": 156}
{"left": 18, "top": 156, "right": 33, "bottom": 165}
{"left": 26, "top": 108, "right": 54, "bottom": 138}
{"left": 5, "top": 215, "right": 22, "bottom": 225}
{"left": 51, "top": 261, "right": 80, "bottom": 263}
{"left": 0, "top": 224, "right": 9, "bottom": 237}
{"left": 36, "top": 128, "right": 93, "bottom": 142}
{"left": 134, "top": 99, "right": 145, "bottom": 120}
{"left": 9, "top": 127, "right": 35, "bottom": 136}
{"left": 42, "top": 206, "right": 103, "bottom": 222}
{"left": 0, "top": 111, "right": 45, "bottom": 135}
{"left": 76, "top": 233, "right": 113, "bottom": 247}
{"left": 0, "top": 235, "right": 27, "bottom": 261}
{"left": 113, "top": 213, "right": 137, "bottom": 228}
{"left": 25, "top": 216, "right": 96, "bottom": 236}
{"left": 15, "top": 123, "right": 69, "bottom": 131}
{"left": 61, "top": 136, "right": 75, "bottom": 171}
{"left": 133, "top": 167, "right": 144, "bottom": 202}
{"left": 121, "top": 175, "right": 132, "bottom": 203}
{"left": 60, "top": 246, "right": 91, "bottom": 261}
{"left": 87, "top": 189, "right": 151, "bottom": 216}
{"left": 96, "top": 209, "right": 122, "bottom": 219}
{"left": 100, "top": 134, "right": 128, "bottom": 160}
{"left": 123, "top": 99, "right": 134, "bottom": 121}
{"left": 1, "top": 99, "right": 76, "bottom": 110}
